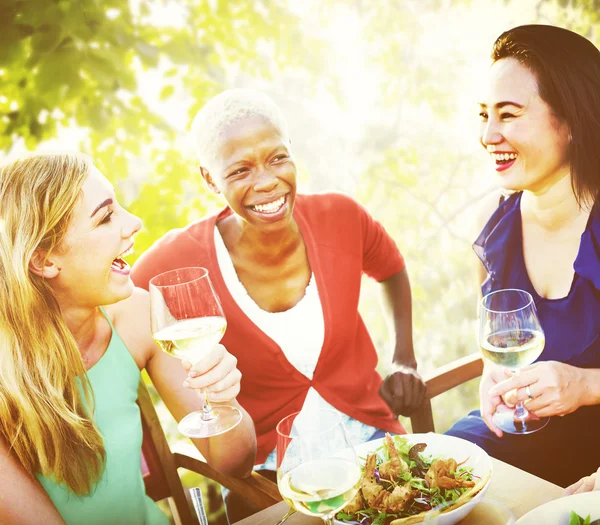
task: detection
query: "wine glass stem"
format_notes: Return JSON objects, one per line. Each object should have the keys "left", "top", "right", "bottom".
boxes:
{"left": 514, "top": 401, "right": 528, "bottom": 420}
{"left": 512, "top": 369, "right": 529, "bottom": 421}
{"left": 201, "top": 388, "right": 216, "bottom": 421}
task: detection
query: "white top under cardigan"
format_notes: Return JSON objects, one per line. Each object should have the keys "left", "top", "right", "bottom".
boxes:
{"left": 213, "top": 227, "right": 378, "bottom": 469}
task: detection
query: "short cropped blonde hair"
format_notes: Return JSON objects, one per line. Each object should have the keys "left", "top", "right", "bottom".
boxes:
{"left": 190, "top": 88, "right": 290, "bottom": 167}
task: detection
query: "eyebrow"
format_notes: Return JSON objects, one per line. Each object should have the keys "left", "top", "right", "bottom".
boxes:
{"left": 90, "top": 198, "right": 113, "bottom": 218}
{"left": 224, "top": 145, "right": 288, "bottom": 172}
{"left": 479, "top": 101, "right": 524, "bottom": 109}
{"left": 224, "top": 159, "right": 246, "bottom": 171}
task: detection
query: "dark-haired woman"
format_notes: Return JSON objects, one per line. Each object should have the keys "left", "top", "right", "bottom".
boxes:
{"left": 446, "top": 24, "right": 600, "bottom": 487}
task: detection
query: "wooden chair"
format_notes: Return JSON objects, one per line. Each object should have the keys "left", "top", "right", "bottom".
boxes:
{"left": 137, "top": 381, "right": 282, "bottom": 525}
{"left": 410, "top": 353, "right": 484, "bottom": 433}
{"left": 138, "top": 353, "right": 484, "bottom": 523}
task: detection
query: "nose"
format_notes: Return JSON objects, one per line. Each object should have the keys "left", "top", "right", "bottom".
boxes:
{"left": 122, "top": 209, "right": 143, "bottom": 238}
{"left": 480, "top": 119, "right": 503, "bottom": 149}
{"left": 253, "top": 168, "right": 278, "bottom": 193}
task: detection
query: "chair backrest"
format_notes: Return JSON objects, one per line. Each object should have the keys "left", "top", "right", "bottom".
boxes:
{"left": 137, "top": 380, "right": 283, "bottom": 525}
{"left": 410, "top": 353, "right": 484, "bottom": 433}
{"left": 138, "top": 381, "right": 199, "bottom": 525}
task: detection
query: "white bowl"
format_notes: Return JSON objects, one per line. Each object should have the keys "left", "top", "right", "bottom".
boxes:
{"left": 515, "top": 492, "right": 600, "bottom": 525}
{"left": 334, "top": 432, "right": 493, "bottom": 525}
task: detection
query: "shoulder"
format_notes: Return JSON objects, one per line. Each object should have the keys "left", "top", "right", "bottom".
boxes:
{"left": 110, "top": 287, "right": 150, "bottom": 332}
{"left": 471, "top": 189, "right": 524, "bottom": 243}
{"left": 132, "top": 212, "right": 219, "bottom": 288}
{"left": 106, "top": 287, "right": 155, "bottom": 367}
{"left": 473, "top": 190, "right": 521, "bottom": 288}
{"left": 145, "top": 215, "right": 216, "bottom": 252}
{"left": 296, "top": 192, "right": 364, "bottom": 220}
{"left": 474, "top": 189, "right": 505, "bottom": 236}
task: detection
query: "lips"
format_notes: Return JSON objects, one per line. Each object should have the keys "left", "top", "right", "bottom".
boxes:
{"left": 490, "top": 152, "right": 518, "bottom": 172}
{"left": 248, "top": 194, "right": 287, "bottom": 214}
{"left": 111, "top": 245, "right": 134, "bottom": 275}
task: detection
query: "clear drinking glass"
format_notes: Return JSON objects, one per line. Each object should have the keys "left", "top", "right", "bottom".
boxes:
{"left": 479, "top": 288, "right": 549, "bottom": 434}
{"left": 149, "top": 267, "right": 242, "bottom": 438}
{"left": 276, "top": 410, "right": 361, "bottom": 525}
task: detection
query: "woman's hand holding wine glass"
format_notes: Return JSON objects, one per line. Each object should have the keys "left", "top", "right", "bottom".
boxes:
{"left": 149, "top": 267, "right": 242, "bottom": 438}
{"left": 181, "top": 344, "right": 241, "bottom": 403}
{"left": 479, "top": 289, "right": 549, "bottom": 435}
{"left": 489, "top": 360, "right": 588, "bottom": 418}
{"left": 479, "top": 364, "right": 514, "bottom": 438}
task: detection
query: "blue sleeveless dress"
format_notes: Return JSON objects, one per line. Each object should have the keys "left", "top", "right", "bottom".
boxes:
{"left": 446, "top": 192, "right": 600, "bottom": 487}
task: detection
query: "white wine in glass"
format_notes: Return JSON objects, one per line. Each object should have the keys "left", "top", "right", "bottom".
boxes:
{"left": 479, "top": 288, "right": 549, "bottom": 434}
{"left": 149, "top": 267, "right": 242, "bottom": 438}
{"left": 277, "top": 410, "right": 361, "bottom": 524}
{"left": 153, "top": 316, "right": 227, "bottom": 363}
{"left": 480, "top": 329, "right": 545, "bottom": 369}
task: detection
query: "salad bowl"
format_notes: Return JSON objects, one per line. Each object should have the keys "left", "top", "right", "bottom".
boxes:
{"left": 333, "top": 432, "right": 493, "bottom": 525}
{"left": 515, "top": 491, "right": 600, "bottom": 525}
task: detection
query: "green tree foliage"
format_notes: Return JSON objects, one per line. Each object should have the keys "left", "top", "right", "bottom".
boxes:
{"left": 0, "top": 2, "right": 321, "bottom": 520}
{"left": 0, "top": 0, "right": 320, "bottom": 258}
{"left": 1, "top": 0, "right": 599, "bottom": 509}
{"left": 308, "top": 0, "right": 600, "bottom": 432}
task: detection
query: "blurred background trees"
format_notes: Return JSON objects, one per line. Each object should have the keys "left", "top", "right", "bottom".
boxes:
{"left": 1, "top": 0, "right": 599, "bottom": 521}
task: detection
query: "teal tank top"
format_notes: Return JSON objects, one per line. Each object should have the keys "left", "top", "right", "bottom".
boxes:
{"left": 37, "top": 308, "right": 169, "bottom": 525}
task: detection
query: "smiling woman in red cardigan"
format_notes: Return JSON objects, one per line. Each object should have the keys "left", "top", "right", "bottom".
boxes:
{"left": 131, "top": 88, "right": 426, "bottom": 520}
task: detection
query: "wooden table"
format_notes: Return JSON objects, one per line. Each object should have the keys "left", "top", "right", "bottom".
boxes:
{"left": 235, "top": 458, "right": 563, "bottom": 524}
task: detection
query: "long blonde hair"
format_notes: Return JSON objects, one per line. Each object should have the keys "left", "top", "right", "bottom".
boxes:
{"left": 0, "top": 152, "right": 105, "bottom": 494}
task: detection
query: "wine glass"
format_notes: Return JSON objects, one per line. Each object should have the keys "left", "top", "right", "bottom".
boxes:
{"left": 149, "top": 267, "right": 242, "bottom": 438}
{"left": 276, "top": 410, "right": 361, "bottom": 525}
{"left": 479, "top": 288, "right": 549, "bottom": 434}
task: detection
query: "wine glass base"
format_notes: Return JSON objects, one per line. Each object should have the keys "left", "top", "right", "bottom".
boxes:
{"left": 493, "top": 410, "right": 549, "bottom": 435}
{"left": 178, "top": 405, "right": 242, "bottom": 438}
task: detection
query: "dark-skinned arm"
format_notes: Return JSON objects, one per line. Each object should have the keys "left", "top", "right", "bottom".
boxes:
{"left": 378, "top": 268, "right": 427, "bottom": 416}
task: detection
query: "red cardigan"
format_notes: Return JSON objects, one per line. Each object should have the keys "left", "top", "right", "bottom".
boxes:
{"left": 132, "top": 193, "right": 405, "bottom": 462}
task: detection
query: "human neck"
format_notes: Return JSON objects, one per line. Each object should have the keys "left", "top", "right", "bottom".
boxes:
{"left": 521, "top": 174, "right": 590, "bottom": 232}
{"left": 224, "top": 215, "right": 303, "bottom": 262}
{"left": 57, "top": 298, "right": 102, "bottom": 355}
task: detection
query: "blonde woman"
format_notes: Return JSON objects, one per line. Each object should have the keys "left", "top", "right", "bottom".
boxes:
{"left": 0, "top": 153, "right": 256, "bottom": 525}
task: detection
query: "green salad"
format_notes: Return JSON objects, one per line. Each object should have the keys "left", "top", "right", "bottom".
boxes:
{"left": 569, "top": 511, "right": 600, "bottom": 525}
{"left": 336, "top": 434, "right": 489, "bottom": 525}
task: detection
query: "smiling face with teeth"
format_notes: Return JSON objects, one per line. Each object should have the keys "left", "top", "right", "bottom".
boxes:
{"left": 200, "top": 114, "right": 297, "bottom": 232}
{"left": 47, "top": 166, "right": 143, "bottom": 307}
{"left": 479, "top": 58, "right": 571, "bottom": 193}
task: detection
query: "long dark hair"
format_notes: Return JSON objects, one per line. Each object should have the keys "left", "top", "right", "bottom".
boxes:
{"left": 492, "top": 24, "right": 600, "bottom": 206}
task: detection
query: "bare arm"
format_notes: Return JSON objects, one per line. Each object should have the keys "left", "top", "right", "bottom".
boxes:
{"left": 378, "top": 268, "right": 427, "bottom": 416}
{"left": 146, "top": 346, "right": 256, "bottom": 477}
{"left": 115, "top": 288, "right": 256, "bottom": 477}
{"left": 0, "top": 436, "right": 65, "bottom": 525}
{"left": 380, "top": 269, "right": 417, "bottom": 368}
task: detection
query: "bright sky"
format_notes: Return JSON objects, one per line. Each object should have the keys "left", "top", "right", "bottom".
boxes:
{"left": 5, "top": 0, "right": 560, "bottom": 193}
